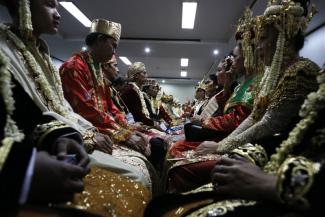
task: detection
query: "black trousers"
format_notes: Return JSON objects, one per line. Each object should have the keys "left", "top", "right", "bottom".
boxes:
{"left": 148, "top": 137, "right": 168, "bottom": 171}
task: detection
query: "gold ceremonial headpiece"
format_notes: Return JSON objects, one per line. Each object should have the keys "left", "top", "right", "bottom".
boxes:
{"left": 258, "top": 0, "right": 317, "bottom": 39}
{"left": 89, "top": 19, "right": 122, "bottom": 43}
{"left": 235, "top": 8, "right": 256, "bottom": 71}
{"left": 236, "top": 8, "right": 255, "bottom": 39}
{"left": 161, "top": 92, "right": 173, "bottom": 102}
{"left": 195, "top": 80, "right": 207, "bottom": 91}
{"left": 143, "top": 78, "right": 158, "bottom": 87}
{"left": 127, "top": 62, "right": 146, "bottom": 81}
{"left": 252, "top": 0, "right": 317, "bottom": 121}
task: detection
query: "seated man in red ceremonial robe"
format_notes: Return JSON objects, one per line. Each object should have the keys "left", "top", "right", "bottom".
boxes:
{"left": 60, "top": 20, "right": 167, "bottom": 172}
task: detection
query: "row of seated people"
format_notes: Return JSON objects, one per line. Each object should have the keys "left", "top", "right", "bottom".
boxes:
{"left": 0, "top": 0, "right": 200, "bottom": 215}
{"left": 145, "top": 0, "right": 325, "bottom": 217}
{"left": 0, "top": 0, "right": 175, "bottom": 216}
{"left": 0, "top": 0, "right": 324, "bottom": 216}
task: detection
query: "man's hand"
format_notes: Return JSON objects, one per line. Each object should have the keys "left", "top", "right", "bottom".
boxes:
{"left": 94, "top": 133, "right": 113, "bottom": 154}
{"left": 126, "top": 132, "right": 151, "bottom": 156}
{"left": 195, "top": 141, "right": 218, "bottom": 155}
{"left": 211, "top": 156, "right": 279, "bottom": 202}
{"left": 28, "top": 152, "right": 87, "bottom": 204}
{"left": 190, "top": 117, "right": 202, "bottom": 125}
{"left": 52, "top": 137, "right": 90, "bottom": 171}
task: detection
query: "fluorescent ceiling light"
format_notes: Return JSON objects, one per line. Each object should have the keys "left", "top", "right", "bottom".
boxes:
{"left": 60, "top": 2, "right": 91, "bottom": 27}
{"left": 119, "top": 56, "right": 132, "bottom": 65}
{"left": 162, "top": 80, "right": 166, "bottom": 83}
{"left": 182, "top": 2, "right": 197, "bottom": 29}
{"left": 181, "top": 58, "right": 189, "bottom": 67}
{"left": 181, "top": 71, "right": 187, "bottom": 77}
{"left": 213, "top": 49, "right": 219, "bottom": 55}
{"left": 145, "top": 47, "right": 151, "bottom": 53}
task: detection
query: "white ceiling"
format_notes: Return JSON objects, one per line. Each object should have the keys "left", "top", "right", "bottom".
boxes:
{"left": 0, "top": 0, "right": 324, "bottom": 84}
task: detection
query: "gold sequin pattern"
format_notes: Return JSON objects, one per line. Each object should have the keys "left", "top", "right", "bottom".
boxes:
{"left": 67, "top": 166, "right": 151, "bottom": 217}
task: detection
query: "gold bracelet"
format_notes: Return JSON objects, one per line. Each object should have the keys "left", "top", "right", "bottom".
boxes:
{"left": 230, "top": 143, "right": 268, "bottom": 167}
{"left": 82, "top": 130, "right": 97, "bottom": 153}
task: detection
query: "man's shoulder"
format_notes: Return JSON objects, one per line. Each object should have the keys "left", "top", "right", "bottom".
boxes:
{"left": 121, "top": 83, "right": 135, "bottom": 93}
{"left": 60, "top": 53, "right": 87, "bottom": 73}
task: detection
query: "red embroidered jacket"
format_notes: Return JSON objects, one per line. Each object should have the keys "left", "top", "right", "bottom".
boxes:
{"left": 60, "top": 52, "right": 131, "bottom": 142}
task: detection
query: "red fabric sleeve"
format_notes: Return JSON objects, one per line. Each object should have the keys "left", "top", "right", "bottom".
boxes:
{"left": 203, "top": 105, "right": 251, "bottom": 133}
{"left": 59, "top": 56, "right": 120, "bottom": 134}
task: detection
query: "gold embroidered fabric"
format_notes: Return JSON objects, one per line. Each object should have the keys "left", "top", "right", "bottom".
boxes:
{"left": 276, "top": 157, "right": 319, "bottom": 208}
{"left": 112, "top": 145, "right": 158, "bottom": 192}
{"left": 32, "top": 120, "right": 71, "bottom": 148}
{"left": 161, "top": 184, "right": 255, "bottom": 217}
{"left": 185, "top": 200, "right": 256, "bottom": 217}
{"left": 68, "top": 166, "right": 151, "bottom": 217}
{"left": 217, "top": 59, "right": 319, "bottom": 154}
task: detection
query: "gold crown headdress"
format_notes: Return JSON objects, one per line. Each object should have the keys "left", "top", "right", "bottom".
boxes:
{"left": 89, "top": 19, "right": 122, "bottom": 43}
{"left": 236, "top": 8, "right": 256, "bottom": 71}
{"left": 252, "top": 0, "right": 317, "bottom": 121}
{"left": 196, "top": 80, "right": 207, "bottom": 91}
{"left": 259, "top": 0, "right": 317, "bottom": 39}
{"left": 161, "top": 92, "right": 173, "bottom": 102}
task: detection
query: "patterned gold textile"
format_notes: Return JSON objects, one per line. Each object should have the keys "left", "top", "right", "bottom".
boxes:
{"left": 68, "top": 166, "right": 151, "bottom": 217}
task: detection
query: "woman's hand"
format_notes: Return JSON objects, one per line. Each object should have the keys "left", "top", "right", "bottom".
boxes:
{"left": 211, "top": 155, "right": 280, "bottom": 202}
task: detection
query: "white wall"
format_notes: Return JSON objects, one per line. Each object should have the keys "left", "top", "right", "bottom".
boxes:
{"left": 160, "top": 84, "right": 196, "bottom": 104}
{"left": 300, "top": 26, "right": 325, "bottom": 68}
{"left": 52, "top": 58, "right": 63, "bottom": 70}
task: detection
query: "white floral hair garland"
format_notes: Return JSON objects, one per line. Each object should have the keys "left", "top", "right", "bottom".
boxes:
{"left": 0, "top": 49, "right": 25, "bottom": 171}
{"left": 18, "top": 0, "right": 33, "bottom": 39}
{"left": 0, "top": 50, "right": 24, "bottom": 142}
